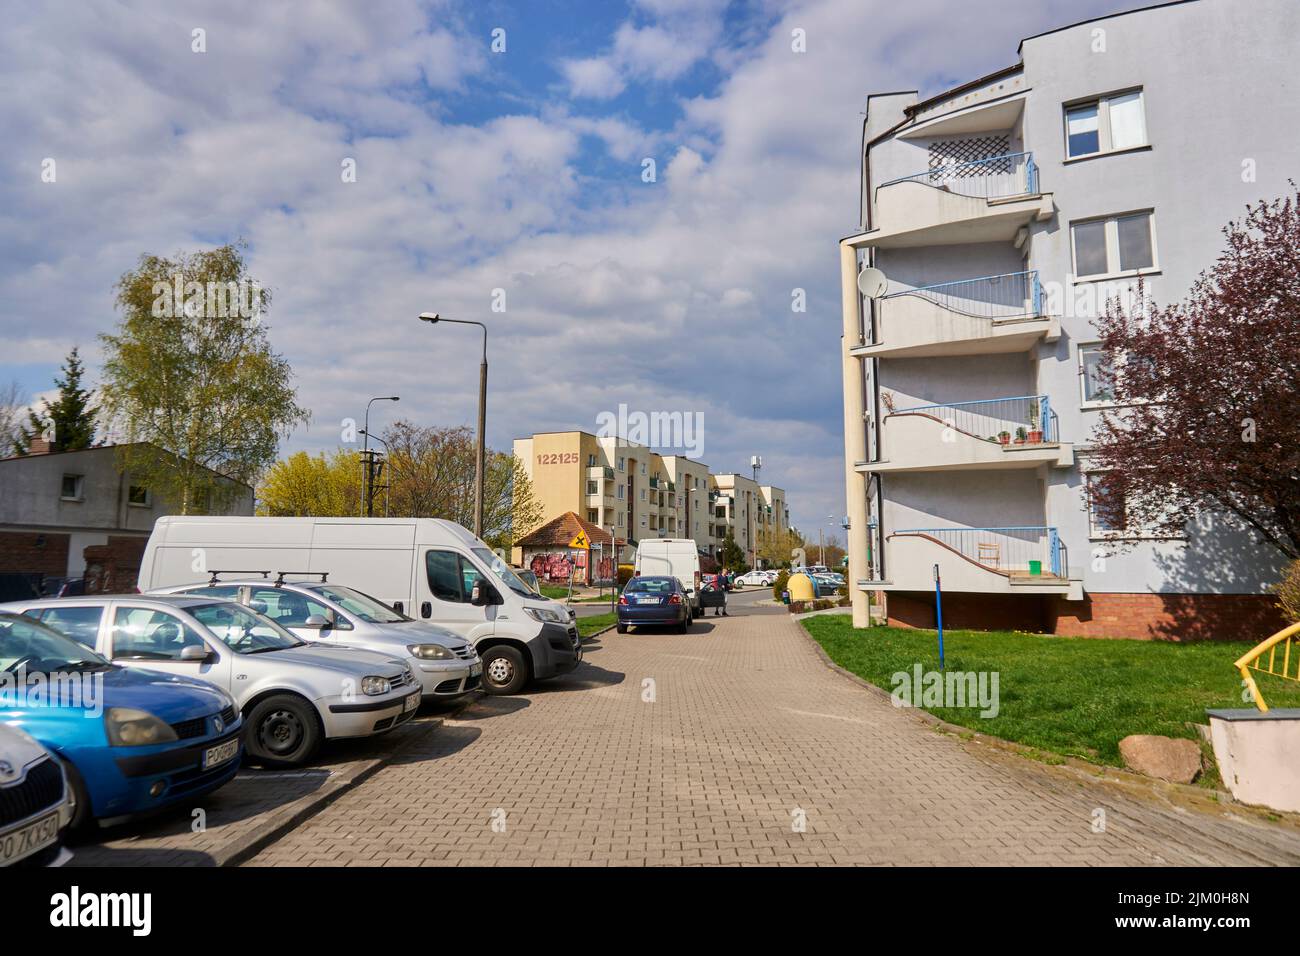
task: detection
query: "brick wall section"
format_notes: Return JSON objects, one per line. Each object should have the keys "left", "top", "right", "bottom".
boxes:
{"left": 886, "top": 590, "right": 1287, "bottom": 642}
{"left": 0, "top": 531, "right": 69, "bottom": 577}
{"left": 83, "top": 536, "right": 147, "bottom": 593}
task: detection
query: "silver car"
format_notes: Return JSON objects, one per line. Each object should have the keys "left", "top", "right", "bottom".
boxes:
{"left": 151, "top": 579, "right": 482, "bottom": 700}
{"left": 0, "top": 595, "right": 421, "bottom": 767}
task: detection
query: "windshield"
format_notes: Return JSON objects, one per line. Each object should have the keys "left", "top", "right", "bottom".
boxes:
{"left": 309, "top": 585, "right": 410, "bottom": 623}
{"left": 627, "top": 577, "right": 674, "bottom": 594}
{"left": 187, "top": 602, "right": 305, "bottom": 654}
{"left": 0, "top": 613, "right": 111, "bottom": 674}
{"left": 472, "top": 548, "right": 535, "bottom": 599}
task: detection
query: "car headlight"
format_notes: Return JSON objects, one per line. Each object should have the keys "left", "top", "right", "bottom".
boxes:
{"left": 523, "top": 606, "right": 566, "bottom": 624}
{"left": 105, "top": 707, "right": 179, "bottom": 747}
{"left": 407, "top": 644, "right": 453, "bottom": 660}
{"left": 361, "top": 676, "right": 391, "bottom": 696}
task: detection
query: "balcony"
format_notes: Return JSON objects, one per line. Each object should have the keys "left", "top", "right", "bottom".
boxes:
{"left": 861, "top": 526, "right": 1081, "bottom": 598}
{"left": 858, "top": 394, "right": 1072, "bottom": 473}
{"left": 587, "top": 465, "right": 614, "bottom": 480}
{"left": 854, "top": 152, "right": 1053, "bottom": 249}
{"left": 853, "top": 271, "right": 1059, "bottom": 359}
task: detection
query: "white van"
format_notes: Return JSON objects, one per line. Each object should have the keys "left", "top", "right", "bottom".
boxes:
{"left": 633, "top": 538, "right": 702, "bottom": 617}
{"left": 139, "top": 517, "right": 581, "bottom": 696}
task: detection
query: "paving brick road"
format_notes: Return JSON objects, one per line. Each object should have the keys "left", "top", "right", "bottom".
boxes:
{"left": 247, "top": 594, "right": 1300, "bottom": 866}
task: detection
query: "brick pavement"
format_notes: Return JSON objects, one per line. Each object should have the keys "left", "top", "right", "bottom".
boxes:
{"left": 246, "top": 595, "right": 1300, "bottom": 866}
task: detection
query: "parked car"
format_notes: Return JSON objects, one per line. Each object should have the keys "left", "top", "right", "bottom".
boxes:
{"left": 513, "top": 568, "right": 541, "bottom": 595}
{"left": 617, "top": 576, "right": 691, "bottom": 634}
{"left": 138, "top": 517, "right": 582, "bottom": 697}
{"left": 633, "top": 539, "right": 702, "bottom": 618}
{"left": 0, "top": 722, "right": 75, "bottom": 866}
{"left": 151, "top": 578, "right": 482, "bottom": 701}
{"left": 735, "top": 570, "right": 772, "bottom": 587}
{"left": 1, "top": 596, "right": 420, "bottom": 767}
{"left": 0, "top": 612, "right": 240, "bottom": 830}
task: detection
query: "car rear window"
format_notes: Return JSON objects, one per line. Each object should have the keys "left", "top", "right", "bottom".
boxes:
{"left": 627, "top": 578, "right": 673, "bottom": 593}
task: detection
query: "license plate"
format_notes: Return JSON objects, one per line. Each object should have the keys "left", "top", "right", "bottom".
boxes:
{"left": 403, "top": 693, "right": 420, "bottom": 713}
{"left": 637, "top": 596, "right": 659, "bottom": 604}
{"left": 0, "top": 812, "right": 60, "bottom": 866}
{"left": 202, "top": 738, "right": 240, "bottom": 770}
{"left": 470, "top": 663, "right": 482, "bottom": 677}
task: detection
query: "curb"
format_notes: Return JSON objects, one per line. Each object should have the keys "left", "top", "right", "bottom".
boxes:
{"left": 790, "top": 617, "right": 1300, "bottom": 832}
{"left": 220, "top": 710, "right": 456, "bottom": 867}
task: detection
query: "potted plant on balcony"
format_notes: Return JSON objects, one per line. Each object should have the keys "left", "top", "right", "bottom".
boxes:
{"left": 1027, "top": 399, "right": 1044, "bottom": 444}
{"left": 1013, "top": 426, "right": 1027, "bottom": 445}
{"left": 997, "top": 430, "right": 1011, "bottom": 445}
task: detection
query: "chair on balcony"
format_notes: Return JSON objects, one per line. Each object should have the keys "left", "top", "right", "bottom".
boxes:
{"left": 977, "top": 542, "right": 1001, "bottom": 569}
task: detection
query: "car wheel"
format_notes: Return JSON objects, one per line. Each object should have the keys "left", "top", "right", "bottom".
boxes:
{"left": 481, "top": 645, "right": 530, "bottom": 696}
{"left": 677, "top": 618, "right": 688, "bottom": 633}
{"left": 58, "top": 757, "right": 92, "bottom": 834}
{"left": 245, "top": 694, "right": 322, "bottom": 767}
{"left": 616, "top": 623, "right": 628, "bottom": 634}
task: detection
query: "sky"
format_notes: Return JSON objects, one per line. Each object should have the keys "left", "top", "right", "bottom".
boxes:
{"left": 0, "top": 0, "right": 1137, "bottom": 532}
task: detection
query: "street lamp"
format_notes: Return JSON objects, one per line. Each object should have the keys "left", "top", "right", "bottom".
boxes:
{"left": 820, "top": 514, "right": 835, "bottom": 567}
{"left": 419, "top": 312, "right": 488, "bottom": 539}
{"left": 359, "top": 430, "right": 393, "bottom": 516}
{"left": 362, "top": 396, "right": 399, "bottom": 517}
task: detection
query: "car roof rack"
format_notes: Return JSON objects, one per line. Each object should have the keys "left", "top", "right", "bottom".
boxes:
{"left": 208, "top": 570, "right": 271, "bottom": 584}
{"left": 273, "top": 571, "right": 329, "bottom": 586}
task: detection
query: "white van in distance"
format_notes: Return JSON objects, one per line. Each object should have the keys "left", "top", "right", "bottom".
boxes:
{"left": 633, "top": 538, "right": 702, "bottom": 619}
{"left": 139, "top": 517, "right": 582, "bottom": 696}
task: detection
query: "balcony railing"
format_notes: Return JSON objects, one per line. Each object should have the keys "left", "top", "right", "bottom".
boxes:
{"left": 881, "top": 270, "right": 1043, "bottom": 320}
{"left": 887, "top": 394, "right": 1058, "bottom": 444}
{"left": 879, "top": 151, "right": 1038, "bottom": 200}
{"left": 894, "top": 526, "right": 1066, "bottom": 578}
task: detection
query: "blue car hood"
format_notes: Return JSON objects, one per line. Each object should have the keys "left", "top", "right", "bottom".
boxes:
{"left": 92, "top": 666, "right": 227, "bottom": 723}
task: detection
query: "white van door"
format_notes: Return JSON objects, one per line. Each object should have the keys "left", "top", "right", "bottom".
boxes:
{"left": 417, "top": 547, "right": 496, "bottom": 642}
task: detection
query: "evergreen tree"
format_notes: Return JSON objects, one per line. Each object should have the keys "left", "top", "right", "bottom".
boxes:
{"left": 12, "top": 347, "right": 98, "bottom": 454}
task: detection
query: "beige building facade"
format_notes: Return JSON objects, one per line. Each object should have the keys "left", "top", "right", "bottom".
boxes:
{"left": 514, "top": 430, "right": 790, "bottom": 567}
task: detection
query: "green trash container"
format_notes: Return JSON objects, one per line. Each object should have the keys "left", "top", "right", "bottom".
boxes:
{"left": 1028, "top": 560, "right": 1042, "bottom": 576}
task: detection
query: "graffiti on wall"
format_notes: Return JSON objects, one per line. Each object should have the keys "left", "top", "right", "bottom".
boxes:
{"left": 530, "top": 552, "right": 575, "bottom": 583}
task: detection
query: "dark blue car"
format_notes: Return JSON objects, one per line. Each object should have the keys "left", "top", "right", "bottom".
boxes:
{"left": 0, "top": 612, "right": 242, "bottom": 829}
{"left": 616, "top": 576, "right": 691, "bottom": 634}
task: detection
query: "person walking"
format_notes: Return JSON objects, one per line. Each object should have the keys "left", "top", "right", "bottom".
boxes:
{"left": 715, "top": 566, "right": 730, "bottom": 617}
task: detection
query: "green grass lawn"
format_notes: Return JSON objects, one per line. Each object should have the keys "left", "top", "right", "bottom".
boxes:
{"left": 802, "top": 617, "right": 1300, "bottom": 768}
{"left": 577, "top": 612, "right": 617, "bottom": 637}
{"left": 539, "top": 585, "right": 571, "bottom": 600}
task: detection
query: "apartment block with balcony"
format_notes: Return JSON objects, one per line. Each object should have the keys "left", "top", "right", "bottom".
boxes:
{"left": 514, "top": 431, "right": 792, "bottom": 566}
{"left": 839, "top": 0, "right": 1295, "bottom": 639}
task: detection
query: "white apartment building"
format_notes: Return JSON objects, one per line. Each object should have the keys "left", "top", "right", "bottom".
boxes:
{"left": 839, "top": 0, "right": 1295, "bottom": 639}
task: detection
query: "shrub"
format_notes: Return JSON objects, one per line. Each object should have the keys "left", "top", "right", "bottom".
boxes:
{"left": 1274, "top": 559, "right": 1300, "bottom": 622}
{"left": 617, "top": 564, "right": 634, "bottom": 589}
{"left": 772, "top": 569, "right": 790, "bottom": 601}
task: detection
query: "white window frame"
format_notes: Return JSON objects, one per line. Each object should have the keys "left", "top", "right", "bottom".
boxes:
{"left": 60, "top": 474, "right": 84, "bottom": 502}
{"left": 1078, "top": 342, "right": 1113, "bottom": 408}
{"left": 617, "top": 457, "right": 625, "bottom": 471}
{"left": 616, "top": 485, "right": 625, "bottom": 500}
{"left": 1063, "top": 89, "right": 1148, "bottom": 161}
{"left": 1070, "top": 210, "right": 1158, "bottom": 281}
{"left": 1082, "top": 461, "right": 1184, "bottom": 541}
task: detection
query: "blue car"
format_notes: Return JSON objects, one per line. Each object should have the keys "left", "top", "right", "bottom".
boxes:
{"left": 617, "top": 576, "right": 691, "bottom": 634}
{"left": 0, "top": 612, "right": 242, "bottom": 829}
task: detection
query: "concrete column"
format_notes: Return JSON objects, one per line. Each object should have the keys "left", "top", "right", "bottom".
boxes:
{"left": 840, "top": 240, "right": 871, "bottom": 628}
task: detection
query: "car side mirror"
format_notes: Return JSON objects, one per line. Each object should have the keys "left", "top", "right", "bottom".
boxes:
{"left": 179, "top": 645, "right": 211, "bottom": 662}
{"left": 471, "top": 582, "right": 497, "bottom": 606}
{"left": 392, "top": 601, "right": 404, "bottom": 615}
{"left": 303, "top": 614, "right": 330, "bottom": 628}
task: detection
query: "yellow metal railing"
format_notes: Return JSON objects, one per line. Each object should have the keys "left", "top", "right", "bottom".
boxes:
{"left": 1236, "top": 621, "right": 1300, "bottom": 713}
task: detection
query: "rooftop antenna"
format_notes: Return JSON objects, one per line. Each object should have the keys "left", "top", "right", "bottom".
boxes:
{"left": 751, "top": 454, "right": 762, "bottom": 484}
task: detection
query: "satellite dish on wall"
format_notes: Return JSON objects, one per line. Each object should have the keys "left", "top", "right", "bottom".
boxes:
{"left": 857, "top": 267, "right": 889, "bottom": 299}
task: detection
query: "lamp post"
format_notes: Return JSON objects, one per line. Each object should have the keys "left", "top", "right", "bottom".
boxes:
{"left": 362, "top": 396, "right": 399, "bottom": 517}
{"left": 419, "top": 313, "right": 487, "bottom": 539}
{"left": 359, "top": 429, "right": 393, "bottom": 516}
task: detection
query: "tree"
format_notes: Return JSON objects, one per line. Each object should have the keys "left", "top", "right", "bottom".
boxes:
{"left": 382, "top": 421, "right": 543, "bottom": 548}
{"left": 1089, "top": 186, "right": 1300, "bottom": 558}
{"left": 12, "top": 347, "right": 98, "bottom": 454}
{"left": 0, "top": 380, "right": 25, "bottom": 455}
{"left": 718, "top": 531, "right": 749, "bottom": 573}
{"left": 758, "top": 525, "right": 803, "bottom": 568}
{"left": 257, "top": 450, "right": 361, "bottom": 516}
{"left": 99, "top": 245, "right": 309, "bottom": 513}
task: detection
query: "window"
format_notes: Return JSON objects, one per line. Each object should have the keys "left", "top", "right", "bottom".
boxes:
{"left": 617, "top": 457, "right": 625, "bottom": 471}
{"left": 425, "top": 550, "right": 484, "bottom": 604}
{"left": 586, "top": 480, "right": 598, "bottom": 495}
{"left": 587, "top": 509, "right": 598, "bottom": 523}
{"left": 587, "top": 454, "right": 598, "bottom": 467}
{"left": 616, "top": 485, "right": 625, "bottom": 500}
{"left": 617, "top": 513, "right": 624, "bottom": 527}
{"left": 1071, "top": 212, "right": 1155, "bottom": 278}
{"left": 110, "top": 607, "right": 207, "bottom": 661}
{"left": 640, "top": 463, "right": 646, "bottom": 476}
{"left": 1079, "top": 344, "right": 1113, "bottom": 403}
{"left": 639, "top": 489, "right": 646, "bottom": 501}
{"left": 127, "top": 485, "right": 150, "bottom": 506}
{"left": 187, "top": 601, "right": 304, "bottom": 652}
{"left": 248, "top": 587, "right": 335, "bottom": 628}
{"left": 60, "top": 474, "right": 83, "bottom": 501}
{"left": 35, "top": 606, "right": 104, "bottom": 649}
{"left": 1064, "top": 90, "right": 1147, "bottom": 158}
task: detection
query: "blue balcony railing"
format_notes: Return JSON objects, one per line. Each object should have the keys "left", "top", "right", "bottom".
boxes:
{"left": 887, "top": 394, "right": 1058, "bottom": 444}
{"left": 893, "top": 525, "right": 1066, "bottom": 578}
{"left": 882, "top": 270, "right": 1043, "bottom": 320}
{"left": 879, "top": 151, "right": 1038, "bottom": 200}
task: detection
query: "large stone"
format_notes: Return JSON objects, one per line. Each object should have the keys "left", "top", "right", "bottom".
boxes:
{"left": 1119, "top": 735, "right": 1202, "bottom": 784}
